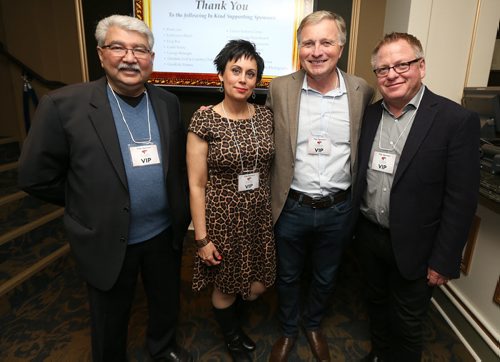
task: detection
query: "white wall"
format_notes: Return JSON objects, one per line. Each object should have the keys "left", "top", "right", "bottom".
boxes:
{"left": 467, "top": 0, "right": 500, "bottom": 86}
{"left": 416, "top": 0, "right": 476, "bottom": 103}
{"left": 384, "top": 0, "right": 491, "bottom": 103}
{"left": 384, "top": 0, "right": 500, "bottom": 354}
{"left": 451, "top": 201, "right": 500, "bottom": 353}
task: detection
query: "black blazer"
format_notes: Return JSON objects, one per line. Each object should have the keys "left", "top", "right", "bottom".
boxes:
{"left": 18, "top": 77, "right": 190, "bottom": 290}
{"left": 353, "top": 88, "right": 480, "bottom": 280}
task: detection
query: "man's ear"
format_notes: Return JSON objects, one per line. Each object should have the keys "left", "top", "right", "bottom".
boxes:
{"left": 419, "top": 58, "right": 426, "bottom": 79}
{"left": 97, "top": 47, "right": 104, "bottom": 67}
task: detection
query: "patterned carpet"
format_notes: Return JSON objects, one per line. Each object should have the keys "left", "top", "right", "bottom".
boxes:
{"left": 0, "top": 231, "right": 475, "bottom": 361}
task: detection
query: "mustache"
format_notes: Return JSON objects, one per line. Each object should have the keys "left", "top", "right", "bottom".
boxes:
{"left": 118, "top": 63, "right": 140, "bottom": 71}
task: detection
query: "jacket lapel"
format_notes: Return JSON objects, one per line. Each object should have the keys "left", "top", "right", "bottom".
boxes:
{"left": 393, "top": 89, "right": 438, "bottom": 186}
{"left": 363, "top": 103, "right": 383, "bottom": 167}
{"left": 89, "top": 77, "right": 128, "bottom": 189}
{"left": 288, "top": 70, "right": 305, "bottom": 158}
{"left": 343, "top": 71, "right": 364, "bottom": 172}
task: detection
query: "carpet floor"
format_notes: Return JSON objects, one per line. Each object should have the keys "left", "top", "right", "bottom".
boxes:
{"left": 0, "top": 231, "right": 474, "bottom": 361}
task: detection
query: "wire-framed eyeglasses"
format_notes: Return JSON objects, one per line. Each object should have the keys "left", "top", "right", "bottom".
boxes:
{"left": 100, "top": 44, "right": 151, "bottom": 59}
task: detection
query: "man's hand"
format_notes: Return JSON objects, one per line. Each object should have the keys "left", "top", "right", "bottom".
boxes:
{"left": 427, "top": 267, "right": 449, "bottom": 286}
{"left": 198, "top": 105, "right": 213, "bottom": 111}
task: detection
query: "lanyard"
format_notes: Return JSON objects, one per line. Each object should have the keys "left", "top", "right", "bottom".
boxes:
{"left": 109, "top": 84, "right": 152, "bottom": 145}
{"left": 221, "top": 102, "right": 259, "bottom": 174}
{"left": 378, "top": 109, "right": 416, "bottom": 152}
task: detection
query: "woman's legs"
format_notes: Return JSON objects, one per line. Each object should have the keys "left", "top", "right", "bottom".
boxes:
{"left": 212, "top": 287, "right": 261, "bottom": 361}
{"left": 246, "top": 281, "right": 266, "bottom": 301}
{"left": 212, "top": 287, "right": 237, "bottom": 308}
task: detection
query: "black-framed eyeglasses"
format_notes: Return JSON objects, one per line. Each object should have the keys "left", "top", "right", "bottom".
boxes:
{"left": 100, "top": 44, "right": 151, "bottom": 59}
{"left": 373, "top": 58, "right": 422, "bottom": 78}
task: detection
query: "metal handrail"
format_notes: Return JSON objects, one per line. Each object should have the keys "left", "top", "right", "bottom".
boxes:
{"left": 0, "top": 41, "right": 66, "bottom": 89}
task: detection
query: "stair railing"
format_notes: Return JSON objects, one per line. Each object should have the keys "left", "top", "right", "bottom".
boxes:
{"left": 0, "top": 41, "right": 67, "bottom": 131}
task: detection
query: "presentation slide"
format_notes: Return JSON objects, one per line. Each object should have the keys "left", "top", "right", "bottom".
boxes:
{"left": 136, "top": 0, "right": 314, "bottom": 87}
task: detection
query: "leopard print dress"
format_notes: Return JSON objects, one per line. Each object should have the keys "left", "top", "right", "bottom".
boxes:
{"left": 189, "top": 105, "right": 276, "bottom": 299}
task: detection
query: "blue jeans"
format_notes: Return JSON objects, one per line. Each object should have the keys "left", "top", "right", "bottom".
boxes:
{"left": 274, "top": 193, "right": 352, "bottom": 336}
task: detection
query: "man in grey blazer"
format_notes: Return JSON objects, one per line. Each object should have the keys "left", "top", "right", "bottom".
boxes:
{"left": 18, "top": 15, "right": 191, "bottom": 362}
{"left": 353, "top": 32, "right": 479, "bottom": 362}
{"left": 266, "top": 11, "right": 373, "bottom": 362}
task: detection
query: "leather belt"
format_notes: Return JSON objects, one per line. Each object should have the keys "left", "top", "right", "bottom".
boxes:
{"left": 288, "top": 188, "right": 350, "bottom": 209}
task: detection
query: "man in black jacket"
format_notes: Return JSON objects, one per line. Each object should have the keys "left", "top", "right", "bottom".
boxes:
{"left": 18, "top": 14, "right": 191, "bottom": 362}
{"left": 353, "top": 32, "right": 479, "bottom": 362}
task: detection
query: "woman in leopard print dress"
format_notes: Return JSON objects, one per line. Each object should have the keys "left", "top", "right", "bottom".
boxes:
{"left": 187, "top": 40, "right": 275, "bottom": 361}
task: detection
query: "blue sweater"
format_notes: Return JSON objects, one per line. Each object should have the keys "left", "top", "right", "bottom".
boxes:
{"left": 107, "top": 87, "right": 171, "bottom": 244}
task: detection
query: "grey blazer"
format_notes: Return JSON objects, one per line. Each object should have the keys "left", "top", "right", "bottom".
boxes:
{"left": 266, "top": 69, "right": 374, "bottom": 223}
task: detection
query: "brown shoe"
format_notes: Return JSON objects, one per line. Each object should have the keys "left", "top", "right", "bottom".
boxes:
{"left": 269, "top": 336, "right": 296, "bottom": 362}
{"left": 305, "top": 329, "right": 330, "bottom": 361}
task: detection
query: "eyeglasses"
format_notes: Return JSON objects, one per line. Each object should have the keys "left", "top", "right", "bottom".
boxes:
{"left": 100, "top": 44, "right": 151, "bottom": 59}
{"left": 373, "top": 58, "right": 422, "bottom": 78}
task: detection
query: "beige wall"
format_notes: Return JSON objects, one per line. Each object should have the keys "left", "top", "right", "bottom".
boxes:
{"left": 352, "top": 0, "right": 386, "bottom": 94}
{"left": 0, "top": 0, "right": 83, "bottom": 141}
{"left": 467, "top": 0, "right": 500, "bottom": 86}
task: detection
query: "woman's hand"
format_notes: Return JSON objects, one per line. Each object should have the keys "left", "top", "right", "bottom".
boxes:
{"left": 197, "top": 241, "right": 222, "bottom": 266}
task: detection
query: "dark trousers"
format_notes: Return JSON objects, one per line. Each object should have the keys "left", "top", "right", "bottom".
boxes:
{"left": 87, "top": 227, "right": 182, "bottom": 362}
{"left": 355, "top": 215, "right": 434, "bottom": 362}
{"left": 274, "top": 195, "right": 352, "bottom": 336}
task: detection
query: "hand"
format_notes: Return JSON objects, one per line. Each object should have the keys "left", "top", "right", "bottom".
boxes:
{"left": 197, "top": 241, "right": 222, "bottom": 266}
{"left": 427, "top": 267, "right": 450, "bottom": 286}
{"left": 198, "top": 105, "right": 213, "bottom": 111}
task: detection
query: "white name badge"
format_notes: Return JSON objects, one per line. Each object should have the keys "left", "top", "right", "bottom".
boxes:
{"left": 129, "top": 144, "right": 161, "bottom": 167}
{"left": 238, "top": 172, "right": 260, "bottom": 192}
{"left": 371, "top": 151, "right": 396, "bottom": 174}
{"left": 307, "top": 135, "right": 331, "bottom": 155}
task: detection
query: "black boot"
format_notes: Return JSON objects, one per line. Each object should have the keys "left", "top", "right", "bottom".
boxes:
{"left": 213, "top": 303, "right": 255, "bottom": 361}
{"left": 223, "top": 329, "right": 253, "bottom": 362}
{"left": 235, "top": 328, "right": 256, "bottom": 352}
{"left": 234, "top": 296, "right": 256, "bottom": 351}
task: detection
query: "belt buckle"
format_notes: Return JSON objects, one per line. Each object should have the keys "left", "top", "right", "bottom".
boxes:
{"left": 311, "top": 196, "right": 330, "bottom": 209}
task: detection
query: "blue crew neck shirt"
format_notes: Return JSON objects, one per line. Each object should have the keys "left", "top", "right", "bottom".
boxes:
{"left": 107, "top": 86, "right": 171, "bottom": 244}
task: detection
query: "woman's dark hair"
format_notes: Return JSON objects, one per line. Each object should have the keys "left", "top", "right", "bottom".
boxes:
{"left": 214, "top": 39, "right": 265, "bottom": 82}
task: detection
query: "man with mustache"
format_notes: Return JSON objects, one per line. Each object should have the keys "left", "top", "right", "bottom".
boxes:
{"left": 18, "top": 15, "right": 192, "bottom": 361}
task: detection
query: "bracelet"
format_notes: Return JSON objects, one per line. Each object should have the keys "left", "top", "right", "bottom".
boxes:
{"left": 195, "top": 237, "right": 209, "bottom": 249}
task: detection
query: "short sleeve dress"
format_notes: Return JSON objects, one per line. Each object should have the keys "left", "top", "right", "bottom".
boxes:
{"left": 189, "top": 104, "right": 276, "bottom": 299}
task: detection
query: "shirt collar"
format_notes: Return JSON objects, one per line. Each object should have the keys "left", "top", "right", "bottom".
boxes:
{"left": 301, "top": 68, "right": 346, "bottom": 97}
{"left": 382, "top": 84, "right": 426, "bottom": 116}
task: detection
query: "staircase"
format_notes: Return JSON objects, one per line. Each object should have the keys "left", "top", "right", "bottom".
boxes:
{"left": 0, "top": 136, "right": 70, "bottom": 316}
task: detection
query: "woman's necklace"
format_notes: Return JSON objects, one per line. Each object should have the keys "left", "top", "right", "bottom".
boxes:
{"left": 220, "top": 101, "right": 252, "bottom": 120}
